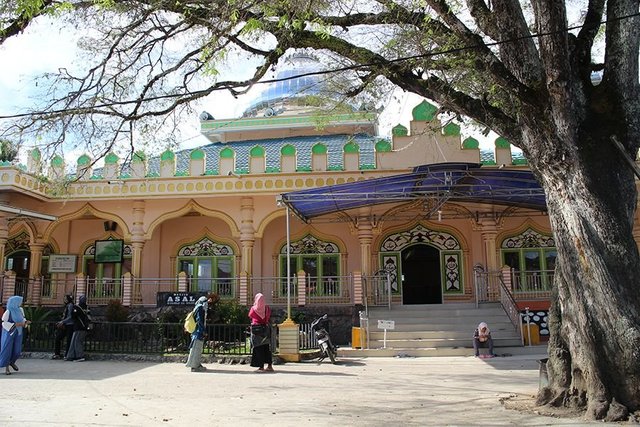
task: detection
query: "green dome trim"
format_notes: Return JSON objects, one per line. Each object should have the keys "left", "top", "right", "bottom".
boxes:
{"left": 513, "top": 158, "right": 528, "bottom": 165}
{"left": 204, "top": 169, "right": 218, "bottom": 176}
{"left": 412, "top": 100, "right": 438, "bottom": 121}
{"left": 160, "top": 150, "right": 175, "bottom": 161}
{"left": 312, "top": 143, "right": 327, "bottom": 154}
{"left": 296, "top": 166, "right": 312, "bottom": 172}
{"left": 344, "top": 140, "right": 359, "bottom": 153}
{"left": 104, "top": 152, "right": 119, "bottom": 164}
{"left": 51, "top": 155, "right": 64, "bottom": 167}
{"left": 495, "top": 137, "right": 510, "bottom": 148}
{"left": 281, "top": 145, "right": 296, "bottom": 156}
{"left": 265, "top": 166, "right": 280, "bottom": 173}
{"left": 77, "top": 154, "right": 91, "bottom": 166}
{"left": 220, "top": 147, "right": 234, "bottom": 159}
{"left": 392, "top": 124, "right": 408, "bottom": 137}
{"left": 443, "top": 123, "right": 461, "bottom": 136}
{"left": 375, "top": 139, "right": 392, "bottom": 152}
{"left": 250, "top": 146, "right": 265, "bottom": 157}
{"left": 462, "top": 137, "right": 479, "bottom": 149}
{"left": 174, "top": 171, "right": 189, "bottom": 176}
{"left": 190, "top": 149, "right": 205, "bottom": 160}
{"left": 133, "top": 151, "right": 147, "bottom": 162}
{"left": 30, "top": 149, "right": 41, "bottom": 161}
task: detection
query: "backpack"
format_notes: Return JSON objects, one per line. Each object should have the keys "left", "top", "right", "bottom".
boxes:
{"left": 73, "top": 305, "right": 92, "bottom": 331}
{"left": 184, "top": 310, "right": 196, "bottom": 333}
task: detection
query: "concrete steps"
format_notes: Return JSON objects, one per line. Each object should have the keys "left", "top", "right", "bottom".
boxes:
{"left": 351, "top": 302, "right": 525, "bottom": 357}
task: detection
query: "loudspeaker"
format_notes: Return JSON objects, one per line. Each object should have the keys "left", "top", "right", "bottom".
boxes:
{"left": 103, "top": 221, "right": 117, "bottom": 231}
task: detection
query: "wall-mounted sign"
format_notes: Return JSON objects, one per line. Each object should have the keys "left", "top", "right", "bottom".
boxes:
{"left": 156, "top": 292, "right": 207, "bottom": 307}
{"left": 48, "top": 255, "right": 77, "bottom": 273}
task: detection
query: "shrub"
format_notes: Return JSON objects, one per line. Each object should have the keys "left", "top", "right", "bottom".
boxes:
{"left": 105, "top": 299, "right": 129, "bottom": 322}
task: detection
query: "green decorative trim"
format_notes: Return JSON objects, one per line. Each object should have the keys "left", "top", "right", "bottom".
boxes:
{"left": 190, "top": 149, "right": 205, "bottom": 160}
{"left": 204, "top": 169, "right": 218, "bottom": 175}
{"left": 200, "top": 111, "right": 376, "bottom": 131}
{"left": 147, "top": 172, "right": 160, "bottom": 178}
{"left": 281, "top": 145, "right": 296, "bottom": 156}
{"left": 17, "top": 164, "right": 26, "bottom": 171}
{"left": 462, "top": 137, "right": 479, "bottom": 149}
{"left": 105, "top": 152, "right": 119, "bottom": 164}
{"left": 392, "top": 124, "right": 408, "bottom": 137}
{"left": 51, "top": 155, "right": 64, "bottom": 167}
{"left": 0, "top": 161, "right": 12, "bottom": 167}
{"left": 412, "top": 100, "right": 438, "bottom": 121}
{"left": 513, "top": 158, "right": 528, "bottom": 165}
{"left": 77, "top": 154, "right": 91, "bottom": 166}
{"left": 250, "top": 146, "right": 265, "bottom": 157}
{"left": 265, "top": 166, "right": 281, "bottom": 173}
{"left": 30, "top": 149, "right": 41, "bottom": 161}
{"left": 344, "top": 140, "right": 359, "bottom": 153}
{"left": 360, "top": 164, "right": 376, "bottom": 170}
{"left": 296, "top": 166, "right": 312, "bottom": 172}
{"left": 481, "top": 160, "right": 497, "bottom": 165}
{"left": 220, "top": 147, "right": 234, "bottom": 159}
{"left": 495, "top": 137, "right": 510, "bottom": 148}
{"left": 119, "top": 173, "right": 131, "bottom": 179}
{"left": 90, "top": 175, "right": 102, "bottom": 180}
{"left": 160, "top": 150, "right": 175, "bottom": 161}
{"left": 312, "top": 143, "right": 327, "bottom": 154}
{"left": 133, "top": 150, "right": 146, "bottom": 162}
{"left": 375, "top": 139, "right": 392, "bottom": 152}
{"left": 174, "top": 171, "right": 189, "bottom": 177}
{"left": 327, "top": 165, "right": 344, "bottom": 171}
{"left": 442, "top": 123, "right": 461, "bottom": 136}
{"left": 236, "top": 168, "right": 249, "bottom": 174}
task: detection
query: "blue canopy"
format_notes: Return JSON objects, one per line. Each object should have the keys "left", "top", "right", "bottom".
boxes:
{"left": 280, "top": 163, "right": 546, "bottom": 222}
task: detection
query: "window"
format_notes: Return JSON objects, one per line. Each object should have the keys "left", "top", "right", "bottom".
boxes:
{"left": 501, "top": 228, "right": 556, "bottom": 292}
{"left": 176, "top": 237, "right": 236, "bottom": 297}
{"left": 279, "top": 235, "right": 341, "bottom": 297}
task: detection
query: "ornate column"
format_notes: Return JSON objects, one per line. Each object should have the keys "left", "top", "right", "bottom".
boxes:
{"left": 130, "top": 200, "right": 146, "bottom": 278}
{"left": 0, "top": 216, "right": 8, "bottom": 272}
{"left": 239, "top": 197, "right": 255, "bottom": 276}
{"left": 477, "top": 217, "right": 501, "bottom": 272}
{"left": 356, "top": 207, "right": 374, "bottom": 277}
{"left": 28, "top": 241, "right": 45, "bottom": 305}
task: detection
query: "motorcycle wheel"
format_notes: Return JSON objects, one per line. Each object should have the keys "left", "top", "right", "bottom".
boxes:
{"left": 328, "top": 347, "right": 337, "bottom": 364}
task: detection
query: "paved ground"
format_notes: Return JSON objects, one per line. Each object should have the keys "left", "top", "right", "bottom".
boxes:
{"left": 0, "top": 354, "right": 608, "bottom": 426}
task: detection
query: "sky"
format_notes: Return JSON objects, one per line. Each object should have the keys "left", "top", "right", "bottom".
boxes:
{"left": 0, "top": 17, "right": 498, "bottom": 167}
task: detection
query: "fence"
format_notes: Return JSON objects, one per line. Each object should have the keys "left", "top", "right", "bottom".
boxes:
{"left": 363, "top": 270, "right": 393, "bottom": 311}
{"left": 133, "top": 278, "right": 178, "bottom": 306}
{"left": 23, "top": 322, "right": 256, "bottom": 356}
{"left": 511, "top": 270, "right": 554, "bottom": 300}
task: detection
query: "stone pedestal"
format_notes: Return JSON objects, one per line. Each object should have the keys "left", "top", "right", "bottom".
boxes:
{"left": 277, "top": 318, "right": 300, "bottom": 362}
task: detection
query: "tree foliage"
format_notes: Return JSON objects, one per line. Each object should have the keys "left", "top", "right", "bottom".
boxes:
{"left": 1, "top": 0, "right": 639, "bottom": 420}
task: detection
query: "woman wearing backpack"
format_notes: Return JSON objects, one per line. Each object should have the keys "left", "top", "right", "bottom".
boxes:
{"left": 66, "top": 295, "right": 90, "bottom": 362}
{"left": 185, "top": 296, "right": 210, "bottom": 372}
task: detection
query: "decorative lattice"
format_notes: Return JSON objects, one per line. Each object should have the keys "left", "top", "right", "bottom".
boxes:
{"left": 178, "top": 237, "right": 233, "bottom": 256}
{"left": 280, "top": 234, "right": 339, "bottom": 254}
{"left": 381, "top": 224, "right": 461, "bottom": 251}
{"left": 501, "top": 228, "right": 555, "bottom": 249}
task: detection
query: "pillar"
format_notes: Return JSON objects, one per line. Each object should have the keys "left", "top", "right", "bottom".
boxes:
{"left": 130, "top": 200, "right": 146, "bottom": 278}
{"left": 0, "top": 216, "right": 8, "bottom": 273}
{"left": 477, "top": 217, "right": 501, "bottom": 272}
{"left": 239, "top": 271, "right": 249, "bottom": 306}
{"left": 239, "top": 197, "right": 255, "bottom": 275}
{"left": 278, "top": 318, "right": 300, "bottom": 362}
{"left": 2, "top": 270, "right": 15, "bottom": 303}
{"left": 122, "top": 272, "right": 133, "bottom": 306}
{"left": 178, "top": 271, "right": 188, "bottom": 292}
{"left": 75, "top": 274, "right": 87, "bottom": 302}
{"left": 353, "top": 271, "right": 363, "bottom": 305}
{"left": 297, "top": 269, "right": 306, "bottom": 306}
{"left": 356, "top": 207, "right": 374, "bottom": 276}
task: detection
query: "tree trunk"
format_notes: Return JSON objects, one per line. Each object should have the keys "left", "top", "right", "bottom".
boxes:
{"left": 532, "top": 131, "right": 640, "bottom": 420}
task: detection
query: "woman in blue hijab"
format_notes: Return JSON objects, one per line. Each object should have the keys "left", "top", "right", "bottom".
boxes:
{"left": 1, "top": 296, "right": 31, "bottom": 375}
{"left": 185, "top": 295, "right": 210, "bottom": 372}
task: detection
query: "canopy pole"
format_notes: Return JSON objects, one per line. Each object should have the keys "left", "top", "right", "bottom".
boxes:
{"left": 286, "top": 205, "right": 291, "bottom": 320}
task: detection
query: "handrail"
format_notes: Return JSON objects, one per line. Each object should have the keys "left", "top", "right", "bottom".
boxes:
{"left": 496, "top": 274, "right": 525, "bottom": 346}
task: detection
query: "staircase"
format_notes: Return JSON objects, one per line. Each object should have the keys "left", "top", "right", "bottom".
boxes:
{"left": 339, "top": 302, "right": 540, "bottom": 357}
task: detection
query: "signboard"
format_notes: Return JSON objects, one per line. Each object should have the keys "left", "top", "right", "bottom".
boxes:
{"left": 94, "top": 239, "right": 124, "bottom": 263}
{"left": 48, "top": 255, "right": 77, "bottom": 273}
{"left": 377, "top": 320, "right": 395, "bottom": 330}
{"left": 156, "top": 291, "right": 207, "bottom": 307}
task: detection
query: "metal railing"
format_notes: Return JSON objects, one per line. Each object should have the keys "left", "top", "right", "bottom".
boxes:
{"left": 511, "top": 270, "right": 554, "bottom": 299}
{"left": 187, "top": 277, "right": 238, "bottom": 299}
{"left": 250, "top": 276, "right": 299, "bottom": 305}
{"left": 305, "top": 275, "right": 353, "bottom": 304}
{"left": 474, "top": 270, "right": 524, "bottom": 345}
{"left": 133, "top": 278, "right": 178, "bottom": 306}
{"left": 86, "top": 278, "right": 123, "bottom": 306}
{"left": 365, "top": 270, "right": 392, "bottom": 309}
{"left": 23, "top": 321, "right": 255, "bottom": 355}
{"left": 497, "top": 278, "right": 525, "bottom": 346}
{"left": 39, "top": 278, "right": 77, "bottom": 303}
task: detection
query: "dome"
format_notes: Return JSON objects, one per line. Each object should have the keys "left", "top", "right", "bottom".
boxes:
{"left": 242, "top": 53, "right": 330, "bottom": 118}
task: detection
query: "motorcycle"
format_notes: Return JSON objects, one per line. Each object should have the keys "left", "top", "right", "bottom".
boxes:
{"left": 310, "top": 314, "right": 337, "bottom": 363}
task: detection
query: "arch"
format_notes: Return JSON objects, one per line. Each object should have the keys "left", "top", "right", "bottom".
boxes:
{"left": 42, "top": 203, "right": 129, "bottom": 242}
{"left": 220, "top": 147, "right": 234, "bottom": 159}
{"left": 255, "top": 209, "right": 285, "bottom": 238}
{"left": 273, "top": 228, "right": 348, "bottom": 259}
{"left": 496, "top": 219, "right": 554, "bottom": 248}
{"left": 7, "top": 222, "right": 36, "bottom": 244}
{"left": 312, "top": 143, "right": 327, "bottom": 154}
{"left": 145, "top": 199, "right": 240, "bottom": 239}
{"left": 105, "top": 152, "right": 119, "bottom": 164}
{"left": 172, "top": 230, "right": 239, "bottom": 257}
{"left": 250, "top": 146, "right": 265, "bottom": 157}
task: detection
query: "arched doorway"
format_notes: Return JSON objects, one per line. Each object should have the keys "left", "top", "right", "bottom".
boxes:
{"left": 6, "top": 250, "right": 30, "bottom": 297}
{"left": 401, "top": 244, "right": 442, "bottom": 304}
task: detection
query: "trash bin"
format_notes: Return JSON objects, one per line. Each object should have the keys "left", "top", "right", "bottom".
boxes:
{"left": 352, "top": 327, "right": 366, "bottom": 349}
{"left": 538, "top": 358, "right": 549, "bottom": 390}
{"left": 522, "top": 323, "right": 540, "bottom": 345}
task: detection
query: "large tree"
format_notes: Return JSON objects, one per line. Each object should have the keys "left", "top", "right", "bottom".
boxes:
{"left": 1, "top": 0, "right": 639, "bottom": 419}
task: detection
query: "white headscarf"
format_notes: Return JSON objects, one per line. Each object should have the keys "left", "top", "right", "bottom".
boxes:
{"left": 477, "top": 322, "right": 490, "bottom": 334}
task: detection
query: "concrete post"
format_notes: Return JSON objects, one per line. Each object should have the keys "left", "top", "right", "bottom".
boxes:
{"left": 122, "top": 272, "right": 133, "bottom": 307}
{"left": 178, "top": 271, "right": 188, "bottom": 292}
{"left": 75, "top": 274, "right": 87, "bottom": 303}
{"left": 2, "top": 270, "right": 15, "bottom": 304}
{"left": 352, "top": 271, "right": 363, "bottom": 305}
{"left": 297, "top": 270, "right": 306, "bottom": 306}
{"left": 278, "top": 318, "right": 300, "bottom": 362}
{"left": 239, "top": 271, "right": 249, "bottom": 305}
